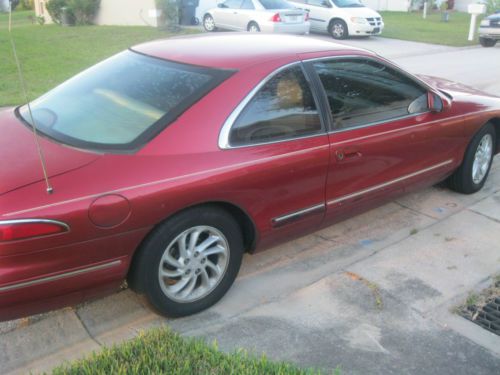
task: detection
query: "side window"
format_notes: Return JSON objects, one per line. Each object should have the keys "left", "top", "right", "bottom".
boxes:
{"left": 229, "top": 65, "right": 322, "bottom": 146}
{"left": 241, "top": 0, "right": 255, "bottom": 9}
{"left": 307, "top": 0, "right": 331, "bottom": 7}
{"left": 313, "top": 58, "right": 428, "bottom": 130}
{"left": 222, "top": 0, "right": 243, "bottom": 8}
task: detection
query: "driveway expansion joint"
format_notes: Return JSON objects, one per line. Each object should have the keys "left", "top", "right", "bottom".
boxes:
{"left": 75, "top": 309, "right": 102, "bottom": 348}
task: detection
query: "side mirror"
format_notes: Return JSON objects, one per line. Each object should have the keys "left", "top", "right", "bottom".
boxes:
{"left": 217, "top": 3, "right": 224, "bottom": 8}
{"left": 322, "top": 0, "right": 332, "bottom": 7}
{"left": 427, "top": 91, "right": 450, "bottom": 113}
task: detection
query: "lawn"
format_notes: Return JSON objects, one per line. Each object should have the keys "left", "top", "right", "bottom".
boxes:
{"left": 0, "top": 11, "right": 195, "bottom": 106}
{"left": 52, "top": 326, "right": 327, "bottom": 375}
{"left": 379, "top": 11, "right": 482, "bottom": 47}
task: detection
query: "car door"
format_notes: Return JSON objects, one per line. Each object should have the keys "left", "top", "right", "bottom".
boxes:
{"left": 235, "top": 0, "right": 256, "bottom": 30}
{"left": 214, "top": 0, "right": 244, "bottom": 29}
{"left": 219, "top": 63, "right": 330, "bottom": 249}
{"left": 305, "top": 56, "right": 462, "bottom": 224}
{"left": 304, "top": 0, "right": 332, "bottom": 32}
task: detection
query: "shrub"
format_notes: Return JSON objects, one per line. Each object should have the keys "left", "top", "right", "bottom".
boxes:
{"left": 486, "top": 0, "right": 500, "bottom": 14}
{"left": 67, "top": 0, "right": 99, "bottom": 25}
{"left": 46, "top": 0, "right": 99, "bottom": 25}
{"left": 155, "top": 0, "right": 179, "bottom": 30}
{"left": 46, "top": 0, "right": 66, "bottom": 24}
{"left": 19, "top": 0, "right": 34, "bottom": 10}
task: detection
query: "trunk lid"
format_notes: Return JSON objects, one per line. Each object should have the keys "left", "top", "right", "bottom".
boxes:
{"left": 0, "top": 108, "right": 100, "bottom": 196}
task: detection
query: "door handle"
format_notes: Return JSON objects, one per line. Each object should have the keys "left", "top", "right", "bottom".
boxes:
{"left": 335, "top": 149, "right": 361, "bottom": 161}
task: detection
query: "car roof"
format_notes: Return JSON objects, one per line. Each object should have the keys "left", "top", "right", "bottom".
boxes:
{"left": 132, "top": 33, "right": 367, "bottom": 70}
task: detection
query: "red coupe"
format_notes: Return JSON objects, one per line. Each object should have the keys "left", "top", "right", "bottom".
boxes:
{"left": 1, "top": 34, "right": 499, "bottom": 321}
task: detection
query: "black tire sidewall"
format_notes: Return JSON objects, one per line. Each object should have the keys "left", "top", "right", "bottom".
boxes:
{"left": 454, "top": 124, "right": 496, "bottom": 193}
{"left": 140, "top": 207, "right": 244, "bottom": 317}
{"left": 479, "top": 37, "right": 496, "bottom": 47}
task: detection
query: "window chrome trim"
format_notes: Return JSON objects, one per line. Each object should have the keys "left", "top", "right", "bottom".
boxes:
{"left": 327, "top": 159, "right": 454, "bottom": 206}
{"left": 0, "top": 260, "right": 122, "bottom": 293}
{"left": 272, "top": 203, "right": 325, "bottom": 227}
{"left": 218, "top": 61, "right": 325, "bottom": 150}
{"left": 0, "top": 218, "right": 70, "bottom": 232}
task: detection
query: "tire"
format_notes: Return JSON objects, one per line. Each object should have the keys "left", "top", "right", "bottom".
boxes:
{"left": 479, "top": 37, "right": 497, "bottom": 47}
{"left": 329, "top": 19, "right": 348, "bottom": 40}
{"left": 448, "top": 123, "right": 496, "bottom": 194}
{"left": 131, "top": 206, "right": 244, "bottom": 317}
{"left": 248, "top": 22, "right": 260, "bottom": 32}
{"left": 203, "top": 14, "right": 217, "bottom": 32}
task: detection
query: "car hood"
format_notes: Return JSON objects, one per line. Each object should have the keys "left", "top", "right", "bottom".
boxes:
{"left": 416, "top": 74, "right": 497, "bottom": 97}
{"left": 0, "top": 108, "right": 100, "bottom": 196}
{"left": 486, "top": 13, "right": 500, "bottom": 21}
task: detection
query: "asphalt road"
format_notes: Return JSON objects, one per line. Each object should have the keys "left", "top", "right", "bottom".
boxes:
{"left": 1, "top": 36, "right": 500, "bottom": 375}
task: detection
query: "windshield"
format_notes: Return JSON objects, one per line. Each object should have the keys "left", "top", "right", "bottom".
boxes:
{"left": 331, "top": 0, "right": 364, "bottom": 7}
{"left": 19, "top": 51, "right": 232, "bottom": 151}
{"left": 259, "top": 0, "right": 294, "bottom": 9}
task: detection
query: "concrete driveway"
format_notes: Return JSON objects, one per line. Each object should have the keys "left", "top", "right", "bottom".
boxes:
{"left": 1, "top": 37, "right": 500, "bottom": 375}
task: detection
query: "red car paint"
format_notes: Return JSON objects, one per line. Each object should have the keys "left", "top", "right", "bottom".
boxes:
{"left": 1, "top": 34, "right": 499, "bottom": 321}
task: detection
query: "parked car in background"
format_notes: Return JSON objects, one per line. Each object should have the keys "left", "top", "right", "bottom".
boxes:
{"left": 288, "top": 0, "right": 383, "bottom": 39}
{"left": 1, "top": 34, "right": 499, "bottom": 322}
{"left": 203, "top": 0, "right": 310, "bottom": 33}
{"left": 479, "top": 12, "right": 500, "bottom": 47}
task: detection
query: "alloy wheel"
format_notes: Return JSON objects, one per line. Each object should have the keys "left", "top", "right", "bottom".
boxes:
{"left": 158, "top": 225, "right": 230, "bottom": 303}
{"left": 472, "top": 133, "right": 493, "bottom": 184}
{"left": 204, "top": 16, "right": 215, "bottom": 31}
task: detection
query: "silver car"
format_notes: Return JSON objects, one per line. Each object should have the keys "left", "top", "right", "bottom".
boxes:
{"left": 203, "top": 0, "right": 310, "bottom": 34}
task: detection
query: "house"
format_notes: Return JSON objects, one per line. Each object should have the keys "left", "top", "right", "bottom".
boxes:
{"left": 34, "top": 0, "right": 160, "bottom": 26}
{"left": 361, "top": 0, "right": 411, "bottom": 12}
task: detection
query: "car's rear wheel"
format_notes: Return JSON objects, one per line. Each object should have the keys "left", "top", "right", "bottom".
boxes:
{"left": 449, "top": 123, "right": 496, "bottom": 194}
{"left": 133, "top": 206, "right": 244, "bottom": 317}
{"left": 329, "top": 19, "right": 348, "bottom": 40}
{"left": 203, "top": 14, "right": 217, "bottom": 32}
{"left": 479, "top": 37, "right": 497, "bottom": 47}
{"left": 248, "top": 22, "right": 260, "bottom": 32}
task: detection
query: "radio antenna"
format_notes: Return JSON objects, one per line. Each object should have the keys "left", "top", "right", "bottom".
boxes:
{"left": 8, "top": 1, "right": 53, "bottom": 194}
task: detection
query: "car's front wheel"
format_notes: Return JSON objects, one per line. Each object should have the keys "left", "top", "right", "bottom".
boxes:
{"left": 329, "top": 19, "right": 348, "bottom": 40}
{"left": 479, "top": 37, "right": 497, "bottom": 47}
{"left": 203, "top": 14, "right": 217, "bottom": 32}
{"left": 132, "top": 206, "right": 244, "bottom": 317}
{"left": 449, "top": 123, "right": 496, "bottom": 194}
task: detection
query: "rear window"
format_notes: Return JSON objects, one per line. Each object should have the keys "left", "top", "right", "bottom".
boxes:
{"left": 18, "top": 50, "right": 233, "bottom": 152}
{"left": 259, "top": 0, "right": 294, "bottom": 9}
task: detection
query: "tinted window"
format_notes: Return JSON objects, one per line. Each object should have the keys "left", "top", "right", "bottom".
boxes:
{"left": 241, "top": 0, "right": 255, "bottom": 8}
{"left": 308, "top": 0, "right": 330, "bottom": 7}
{"left": 229, "top": 65, "right": 322, "bottom": 146}
{"left": 259, "top": 0, "right": 294, "bottom": 9}
{"left": 222, "top": 0, "right": 243, "bottom": 8}
{"left": 19, "top": 51, "right": 231, "bottom": 151}
{"left": 331, "top": 0, "right": 364, "bottom": 7}
{"left": 313, "top": 59, "right": 428, "bottom": 130}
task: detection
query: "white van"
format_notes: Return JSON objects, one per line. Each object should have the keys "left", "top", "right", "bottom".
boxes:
{"left": 287, "top": 0, "right": 384, "bottom": 39}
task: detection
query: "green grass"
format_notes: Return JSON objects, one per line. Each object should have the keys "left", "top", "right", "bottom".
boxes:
{"left": 379, "top": 11, "right": 483, "bottom": 47}
{"left": 0, "top": 10, "right": 196, "bottom": 106}
{"left": 51, "top": 326, "right": 327, "bottom": 375}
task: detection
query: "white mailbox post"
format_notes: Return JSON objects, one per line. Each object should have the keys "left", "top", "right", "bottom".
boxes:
{"left": 468, "top": 3, "right": 486, "bottom": 41}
